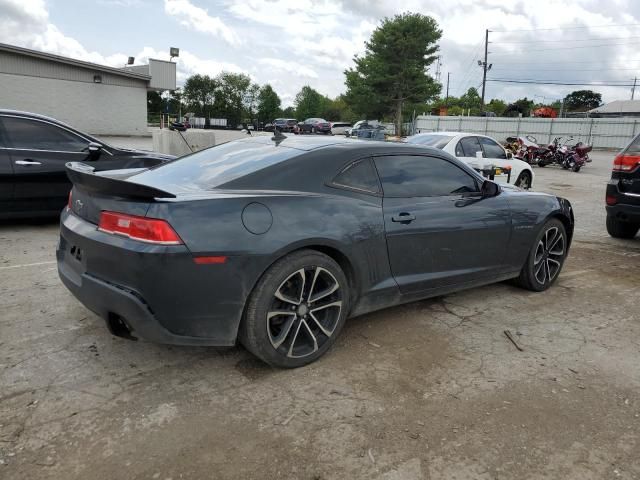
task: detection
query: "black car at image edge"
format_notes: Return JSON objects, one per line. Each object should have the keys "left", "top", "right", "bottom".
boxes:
{"left": 606, "top": 133, "right": 640, "bottom": 238}
{"left": 58, "top": 135, "right": 574, "bottom": 368}
{"left": 0, "top": 110, "right": 175, "bottom": 218}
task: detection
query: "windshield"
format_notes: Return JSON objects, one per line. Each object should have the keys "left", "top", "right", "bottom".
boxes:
{"left": 130, "top": 140, "right": 300, "bottom": 192}
{"left": 406, "top": 134, "right": 454, "bottom": 149}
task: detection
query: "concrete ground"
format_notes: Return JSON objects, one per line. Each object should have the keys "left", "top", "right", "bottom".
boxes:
{"left": 1, "top": 150, "right": 639, "bottom": 479}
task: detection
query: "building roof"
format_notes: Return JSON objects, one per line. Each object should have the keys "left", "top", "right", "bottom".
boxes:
{"left": 589, "top": 100, "right": 640, "bottom": 114}
{"left": 0, "top": 42, "right": 151, "bottom": 81}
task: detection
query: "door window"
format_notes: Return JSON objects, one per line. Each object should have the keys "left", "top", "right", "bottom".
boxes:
{"left": 2, "top": 117, "right": 87, "bottom": 152}
{"left": 374, "top": 155, "right": 479, "bottom": 197}
{"left": 457, "top": 136, "right": 483, "bottom": 157}
{"left": 478, "top": 137, "right": 507, "bottom": 159}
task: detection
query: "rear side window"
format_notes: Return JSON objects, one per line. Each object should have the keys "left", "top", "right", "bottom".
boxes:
{"left": 332, "top": 159, "right": 380, "bottom": 194}
{"left": 407, "top": 134, "right": 453, "bottom": 149}
{"left": 374, "top": 155, "right": 479, "bottom": 197}
{"left": 2, "top": 116, "right": 87, "bottom": 151}
{"left": 625, "top": 134, "right": 640, "bottom": 154}
{"left": 478, "top": 137, "right": 507, "bottom": 159}
{"left": 457, "top": 136, "right": 483, "bottom": 157}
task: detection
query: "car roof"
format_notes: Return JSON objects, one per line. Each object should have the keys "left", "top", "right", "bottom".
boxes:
{"left": 236, "top": 134, "right": 446, "bottom": 154}
{"left": 0, "top": 109, "right": 100, "bottom": 142}
{"left": 0, "top": 109, "right": 67, "bottom": 125}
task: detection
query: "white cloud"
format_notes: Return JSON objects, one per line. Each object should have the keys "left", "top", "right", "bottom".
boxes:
{"left": 164, "top": 0, "right": 241, "bottom": 45}
{"left": 258, "top": 58, "right": 318, "bottom": 79}
{"left": 2, "top": 0, "right": 640, "bottom": 108}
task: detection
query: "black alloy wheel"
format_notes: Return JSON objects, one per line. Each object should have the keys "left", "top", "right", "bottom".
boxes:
{"left": 240, "top": 250, "right": 349, "bottom": 368}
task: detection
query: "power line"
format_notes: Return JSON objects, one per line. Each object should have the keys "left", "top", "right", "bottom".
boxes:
{"left": 491, "top": 41, "right": 640, "bottom": 54}
{"left": 496, "top": 35, "right": 640, "bottom": 44}
{"left": 491, "top": 22, "right": 640, "bottom": 32}
{"left": 488, "top": 78, "right": 637, "bottom": 87}
{"left": 491, "top": 67, "right": 640, "bottom": 72}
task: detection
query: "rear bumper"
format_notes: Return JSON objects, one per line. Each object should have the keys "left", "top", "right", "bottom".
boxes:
{"left": 606, "top": 181, "right": 640, "bottom": 222}
{"left": 57, "top": 210, "right": 255, "bottom": 346}
{"left": 58, "top": 265, "right": 221, "bottom": 345}
{"left": 606, "top": 203, "right": 640, "bottom": 223}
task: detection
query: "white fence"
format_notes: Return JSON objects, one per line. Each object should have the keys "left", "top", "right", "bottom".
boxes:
{"left": 414, "top": 115, "right": 640, "bottom": 149}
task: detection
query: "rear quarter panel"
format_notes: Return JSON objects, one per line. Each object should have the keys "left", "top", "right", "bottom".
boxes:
{"left": 146, "top": 190, "right": 391, "bottom": 315}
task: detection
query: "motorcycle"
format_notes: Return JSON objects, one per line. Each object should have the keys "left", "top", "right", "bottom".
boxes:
{"left": 563, "top": 142, "right": 592, "bottom": 172}
{"left": 506, "top": 135, "right": 542, "bottom": 165}
{"left": 536, "top": 136, "right": 574, "bottom": 168}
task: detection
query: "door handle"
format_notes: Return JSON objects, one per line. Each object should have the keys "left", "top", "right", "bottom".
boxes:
{"left": 391, "top": 212, "right": 416, "bottom": 224}
{"left": 15, "top": 160, "right": 42, "bottom": 166}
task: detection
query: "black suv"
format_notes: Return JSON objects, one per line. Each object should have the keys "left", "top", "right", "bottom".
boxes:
{"left": 0, "top": 110, "right": 175, "bottom": 219}
{"left": 606, "top": 133, "right": 640, "bottom": 238}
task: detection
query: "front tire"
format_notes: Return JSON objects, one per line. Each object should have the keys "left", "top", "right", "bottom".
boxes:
{"left": 606, "top": 216, "right": 640, "bottom": 239}
{"left": 515, "top": 219, "right": 567, "bottom": 292}
{"left": 515, "top": 171, "right": 532, "bottom": 189}
{"left": 239, "top": 250, "right": 349, "bottom": 368}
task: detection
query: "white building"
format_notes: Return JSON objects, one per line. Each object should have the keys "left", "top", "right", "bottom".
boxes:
{"left": 0, "top": 43, "right": 176, "bottom": 135}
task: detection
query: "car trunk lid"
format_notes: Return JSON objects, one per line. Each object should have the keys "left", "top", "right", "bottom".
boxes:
{"left": 66, "top": 162, "right": 174, "bottom": 224}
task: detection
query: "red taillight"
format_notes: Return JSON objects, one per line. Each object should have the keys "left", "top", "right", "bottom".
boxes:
{"left": 67, "top": 190, "right": 72, "bottom": 210}
{"left": 606, "top": 195, "right": 618, "bottom": 206}
{"left": 98, "top": 211, "right": 183, "bottom": 245}
{"left": 613, "top": 154, "right": 640, "bottom": 172}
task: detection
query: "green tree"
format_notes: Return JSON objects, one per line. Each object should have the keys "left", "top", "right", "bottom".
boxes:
{"left": 344, "top": 12, "right": 442, "bottom": 134}
{"left": 182, "top": 74, "right": 218, "bottom": 116}
{"left": 257, "top": 84, "right": 282, "bottom": 122}
{"left": 214, "top": 72, "right": 253, "bottom": 127}
{"left": 147, "top": 91, "right": 163, "bottom": 113}
{"left": 459, "top": 87, "right": 482, "bottom": 115}
{"left": 294, "top": 85, "right": 327, "bottom": 119}
{"left": 563, "top": 90, "right": 602, "bottom": 112}
{"left": 485, "top": 98, "right": 507, "bottom": 116}
{"left": 281, "top": 106, "right": 296, "bottom": 117}
{"left": 504, "top": 97, "right": 535, "bottom": 117}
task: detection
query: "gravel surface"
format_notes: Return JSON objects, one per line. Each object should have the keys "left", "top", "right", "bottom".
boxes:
{"left": 1, "top": 150, "right": 639, "bottom": 479}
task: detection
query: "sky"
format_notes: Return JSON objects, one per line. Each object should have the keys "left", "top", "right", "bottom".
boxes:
{"left": 2, "top": 0, "right": 640, "bottom": 108}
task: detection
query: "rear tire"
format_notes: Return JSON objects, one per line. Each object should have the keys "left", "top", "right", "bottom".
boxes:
{"left": 606, "top": 216, "right": 640, "bottom": 239}
{"left": 239, "top": 250, "right": 349, "bottom": 368}
{"left": 515, "top": 219, "right": 567, "bottom": 292}
{"left": 572, "top": 164, "right": 581, "bottom": 172}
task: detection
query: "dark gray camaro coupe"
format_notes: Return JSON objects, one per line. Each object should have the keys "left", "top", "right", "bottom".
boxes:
{"left": 58, "top": 135, "right": 574, "bottom": 367}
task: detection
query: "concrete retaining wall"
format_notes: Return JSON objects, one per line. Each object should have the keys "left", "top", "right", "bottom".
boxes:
{"left": 152, "top": 129, "right": 270, "bottom": 156}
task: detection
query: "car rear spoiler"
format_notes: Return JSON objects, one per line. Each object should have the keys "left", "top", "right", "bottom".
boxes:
{"left": 65, "top": 162, "right": 176, "bottom": 199}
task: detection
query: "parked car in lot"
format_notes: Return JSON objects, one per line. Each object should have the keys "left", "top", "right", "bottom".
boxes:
{"left": 298, "top": 118, "right": 331, "bottom": 134}
{"left": 265, "top": 118, "right": 298, "bottom": 133}
{"left": 606, "top": 132, "right": 640, "bottom": 238}
{"left": 58, "top": 134, "right": 573, "bottom": 367}
{"left": 330, "top": 122, "right": 352, "bottom": 136}
{"left": 407, "top": 132, "right": 534, "bottom": 189}
{"left": 0, "top": 110, "right": 175, "bottom": 218}
{"left": 345, "top": 120, "right": 375, "bottom": 137}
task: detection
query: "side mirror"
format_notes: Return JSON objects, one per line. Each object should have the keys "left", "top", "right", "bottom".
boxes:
{"left": 506, "top": 152, "right": 513, "bottom": 159}
{"left": 481, "top": 180, "right": 500, "bottom": 197}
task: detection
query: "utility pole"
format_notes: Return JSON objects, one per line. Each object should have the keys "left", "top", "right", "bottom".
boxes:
{"left": 632, "top": 77, "right": 637, "bottom": 100}
{"left": 445, "top": 72, "right": 450, "bottom": 107}
{"left": 479, "top": 29, "right": 492, "bottom": 110}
